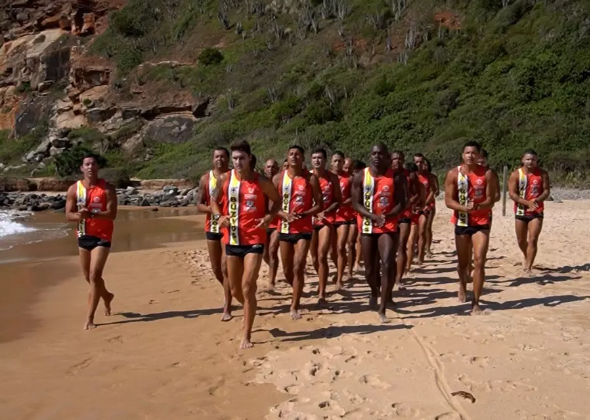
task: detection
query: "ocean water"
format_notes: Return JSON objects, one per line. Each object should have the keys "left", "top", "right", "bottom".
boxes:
{"left": 0, "top": 210, "right": 70, "bottom": 251}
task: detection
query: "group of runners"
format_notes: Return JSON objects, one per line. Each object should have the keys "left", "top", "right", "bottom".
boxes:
{"left": 66, "top": 140, "right": 550, "bottom": 349}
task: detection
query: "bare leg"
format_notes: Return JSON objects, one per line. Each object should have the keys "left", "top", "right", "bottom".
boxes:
{"left": 417, "top": 214, "right": 428, "bottom": 265}
{"left": 360, "top": 235, "right": 379, "bottom": 310}
{"left": 226, "top": 255, "right": 245, "bottom": 305}
{"left": 377, "top": 232, "right": 398, "bottom": 323}
{"left": 330, "top": 229, "right": 338, "bottom": 276}
{"left": 291, "top": 238, "right": 311, "bottom": 319}
{"left": 79, "top": 248, "right": 113, "bottom": 316}
{"left": 515, "top": 219, "right": 529, "bottom": 269}
{"left": 335, "top": 224, "right": 350, "bottom": 288}
{"left": 207, "top": 239, "right": 232, "bottom": 320}
{"left": 310, "top": 229, "right": 320, "bottom": 275}
{"left": 84, "top": 246, "right": 111, "bottom": 330}
{"left": 396, "top": 222, "right": 410, "bottom": 289}
{"left": 426, "top": 206, "right": 435, "bottom": 256}
{"left": 347, "top": 224, "right": 358, "bottom": 279}
{"left": 268, "top": 230, "right": 280, "bottom": 288}
{"left": 354, "top": 232, "right": 363, "bottom": 270}
{"left": 406, "top": 223, "right": 418, "bottom": 271}
{"left": 471, "top": 230, "right": 490, "bottom": 314}
{"left": 279, "top": 240, "right": 295, "bottom": 286}
{"left": 317, "top": 225, "right": 333, "bottom": 303}
{"left": 525, "top": 218, "right": 543, "bottom": 272}
{"left": 455, "top": 233, "right": 472, "bottom": 304}
{"left": 240, "top": 253, "right": 263, "bottom": 349}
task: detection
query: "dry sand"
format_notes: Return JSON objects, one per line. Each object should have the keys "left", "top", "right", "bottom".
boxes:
{"left": 1, "top": 200, "right": 590, "bottom": 420}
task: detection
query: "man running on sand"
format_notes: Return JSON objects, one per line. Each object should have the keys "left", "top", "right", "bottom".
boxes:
{"left": 262, "top": 159, "right": 281, "bottom": 289}
{"left": 410, "top": 153, "right": 435, "bottom": 267}
{"left": 352, "top": 144, "right": 406, "bottom": 323}
{"left": 210, "top": 140, "right": 281, "bottom": 349}
{"left": 310, "top": 148, "right": 342, "bottom": 303}
{"left": 330, "top": 151, "right": 355, "bottom": 289}
{"left": 509, "top": 149, "right": 550, "bottom": 274}
{"left": 350, "top": 160, "right": 366, "bottom": 273}
{"left": 445, "top": 141, "right": 497, "bottom": 315}
{"left": 66, "top": 153, "right": 117, "bottom": 330}
{"left": 391, "top": 152, "right": 423, "bottom": 290}
{"left": 424, "top": 158, "right": 439, "bottom": 258}
{"left": 196, "top": 147, "right": 233, "bottom": 321}
{"left": 273, "top": 145, "right": 323, "bottom": 320}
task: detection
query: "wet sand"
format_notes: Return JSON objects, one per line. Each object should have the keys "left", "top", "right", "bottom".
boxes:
{"left": 1, "top": 201, "right": 590, "bottom": 419}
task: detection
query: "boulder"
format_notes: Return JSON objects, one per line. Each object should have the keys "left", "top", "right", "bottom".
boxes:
{"left": 143, "top": 114, "right": 198, "bottom": 145}
{"left": 50, "top": 136, "right": 70, "bottom": 148}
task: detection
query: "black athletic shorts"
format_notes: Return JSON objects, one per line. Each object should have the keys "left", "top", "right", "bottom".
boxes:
{"left": 206, "top": 232, "right": 223, "bottom": 241}
{"left": 78, "top": 235, "right": 111, "bottom": 251}
{"left": 225, "top": 244, "right": 264, "bottom": 258}
{"left": 398, "top": 218, "right": 412, "bottom": 224}
{"left": 333, "top": 220, "right": 354, "bottom": 227}
{"left": 360, "top": 232, "right": 398, "bottom": 238}
{"left": 515, "top": 214, "right": 544, "bottom": 222}
{"left": 455, "top": 225, "right": 490, "bottom": 236}
{"left": 279, "top": 232, "right": 312, "bottom": 244}
{"left": 266, "top": 227, "right": 277, "bottom": 236}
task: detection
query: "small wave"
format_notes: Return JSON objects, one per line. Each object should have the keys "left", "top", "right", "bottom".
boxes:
{"left": 0, "top": 210, "right": 37, "bottom": 238}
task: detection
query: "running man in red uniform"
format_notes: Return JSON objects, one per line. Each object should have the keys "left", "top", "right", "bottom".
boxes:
{"left": 210, "top": 140, "right": 281, "bottom": 349}
{"left": 445, "top": 141, "right": 497, "bottom": 314}
{"left": 262, "top": 158, "right": 281, "bottom": 289}
{"left": 424, "top": 158, "right": 439, "bottom": 257}
{"left": 330, "top": 151, "right": 355, "bottom": 289}
{"left": 66, "top": 153, "right": 117, "bottom": 330}
{"left": 196, "top": 147, "right": 233, "bottom": 321}
{"left": 391, "top": 152, "right": 423, "bottom": 290}
{"left": 509, "top": 149, "right": 550, "bottom": 274}
{"left": 273, "top": 145, "right": 323, "bottom": 319}
{"left": 350, "top": 160, "right": 366, "bottom": 273}
{"left": 310, "top": 149, "right": 342, "bottom": 302}
{"left": 352, "top": 144, "right": 406, "bottom": 322}
{"left": 408, "top": 153, "right": 435, "bottom": 268}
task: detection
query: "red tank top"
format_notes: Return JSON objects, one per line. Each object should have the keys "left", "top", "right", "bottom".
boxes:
{"left": 335, "top": 173, "right": 353, "bottom": 223}
{"left": 76, "top": 179, "right": 114, "bottom": 241}
{"left": 278, "top": 170, "right": 313, "bottom": 234}
{"left": 400, "top": 169, "right": 413, "bottom": 219}
{"left": 357, "top": 168, "right": 398, "bottom": 234}
{"left": 221, "top": 170, "right": 267, "bottom": 246}
{"left": 313, "top": 171, "right": 336, "bottom": 226}
{"left": 203, "top": 170, "right": 223, "bottom": 234}
{"left": 514, "top": 168, "right": 544, "bottom": 216}
{"left": 418, "top": 172, "right": 435, "bottom": 210}
{"left": 454, "top": 166, "right": 490, "bottom": 227}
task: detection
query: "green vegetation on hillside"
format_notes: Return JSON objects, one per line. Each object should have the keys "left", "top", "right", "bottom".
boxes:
{"left": 63, "top": 0, "right": 590, "bottom": 181}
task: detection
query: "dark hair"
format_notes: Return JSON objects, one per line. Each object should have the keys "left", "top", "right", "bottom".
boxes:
{"left": 463, "top": 140, "right": 481, "bottom": 153}
{"left": 250, "top": 154, "right": 257, "bottom": 170}
{"left": 372, "top": 142, "right": 389, "bottom": 154}
{"left": 312, "top": 148, "right": 327, "bottom": 159}
{"left": 425, "top": 158, "right": 432, "bottom": 173}
{"left": 289, "top": 145, "right": 305, "bottom": 155}
{"left": 405, "top": 162, "right": 419, "bottom": 172}
{"left": 480, "top": 149, "right": 489, "bottom": 159}
{"left": 413, "top": 153, "right": 425, "bottom": 159}
{"left": 354, "top": 160, "right": 367, "bottom": 170}
{"left": 213, "top": 147, "right": 230, "bottom": 158}
{"left": 230, "top": 140, "right": 251, "bottom": 155}
{"left": 523, "top": 149, "right": 537, "bottom": 157}
{"left": 333, "top": 150, "right": 345, "bottom": 159}
{"left": 81, "top": 152, "right": 99, "bottom": 164}
{"left": 391, "top": 150, "right": 404, "bottom": 158}
{"left": 283, "top": 158, "right": 288, "bottom": 163}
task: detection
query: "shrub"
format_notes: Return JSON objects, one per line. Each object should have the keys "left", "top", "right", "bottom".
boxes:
{"left": 198, "top": 48, "right": 224, "bottom": 66}
{"left": 100, "top": 168, "right": 132, "bottom": 188}
{"left": 54, "top": 146, "right": 107, "bottom": 177}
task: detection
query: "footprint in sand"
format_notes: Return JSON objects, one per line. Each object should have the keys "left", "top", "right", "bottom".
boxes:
{"left": 359, "top": 374, "right": 390, "bottom": 389}
{"left": 66, "top": 357, "right": 93, "bottom": 375}
{"left": 434, "top": 412, "right": 462, "bottom": 420}
{"left": 391, "top": 402, "right": 422, "bottom": 418}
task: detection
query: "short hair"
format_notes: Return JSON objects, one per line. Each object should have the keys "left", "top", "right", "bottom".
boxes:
{"left": 312, "top": 148, "right": 327, "bottom": 159}
{"left": 230, "top": 140, "right": 251, "bottom": 155}
{"left": 405, "top": 162, "right": 419, "bottom": 172}
{"left": 332, "top": 150, "right": 345, "bottom": 159}
{"left": 523, "top": 149, "right": 537, "bottom": 157}
{"left": 81, "top": 152, "right": 99, "bottom": 164}
{"left": 289, "top": 145, "right": 305, "bottom": 155}
{"left": 250, "top": 154, "right": 257, "bottom": 170}
{"left": 463, "top": 140, "right": 481, "bottom": 153}
{"left": 354, "top": 160, "right": 367, "bottom": 170}
{"left": 391, "top": 150, "right": 404, "bottom": 158}
{"left": 283, "top": 158, "right": 288, "bottom": 163}
{"left": 413, "top": 153, "right": 425, "bottom": 159}
{"left": 480, "top": 149, "right": 489, "bottom": 159}
{"left": 213, "top": 147, "right": 230, "bottom": 158}
{"left": 373, "top": 142, "right": 388, "bottom": 154}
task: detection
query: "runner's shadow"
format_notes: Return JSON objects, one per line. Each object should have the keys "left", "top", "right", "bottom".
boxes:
{"left": 266, "top": 324, "right": 412, "bottom": 342}
{"left": 496, "top": 274, "right": 581, "bottom": 287}
{"left": 540, "top": 263, "right": 590, "bottom": 274}
{"left": 484, "top": 294, "right": 590, "bottom": 311}
{"left": 104, "top": 308, "right": 222, "bottom": 325}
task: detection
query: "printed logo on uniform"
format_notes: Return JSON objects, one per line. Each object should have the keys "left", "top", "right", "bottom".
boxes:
{"left": 532, "top": 180, "right": 539, "bottom": 185}
{"left": 382, "top": 185, "right": 390, "bottom": 192}
{"left": 298, "top": 185, "right": 304, "bottom": 191}
{"left": 476, "top": 179, "right": 483, "bottom": 185}
{"left": 93, "top": 197, "right": 100, "bottom": 202}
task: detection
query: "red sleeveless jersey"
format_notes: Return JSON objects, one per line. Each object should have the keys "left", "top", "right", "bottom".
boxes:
{"left": 357, "top": 168, "right": 398, "bottom": 234}
{"left": 220, "top": 170, "right": 267, "bottom": 245}
{"left": 313, "top": 171, "right": 336, "bottom": 226}
{"left": 203, "top": 170, "right": 223, "bottom": 234}
{"left": 514, "top": 168, "right": 544, "bottom": 216}
{"left": 399, "top": 169, "right": 413, "bottom": 219}
{"left": 75, "top": 179, "right": 114, "bottom": 241}
{"left": 454, "top": 166, "right": 490, "bottom": 227}
{"left": 278, "top": 170, "right": 313, "bottom": 234}
{"left": 335, "top": 172, "right": 354, "bottom": 223}
{"left": 418, "top": 172, "right": 435, "bottom": 211}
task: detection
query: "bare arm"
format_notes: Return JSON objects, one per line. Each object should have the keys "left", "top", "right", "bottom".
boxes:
{"left": 323, "top": 173, "right": 342, "bottom": 214}
{"left": 444, "top": 169, "right": 467, "bottom": 212}
{"left": 424, "top": 179, "right": 435, "bottom": 209}
{"left": 195, "top": 174, "right": 211, "bottom": 214}
{"left": 476, "top": 170, "right": 495, "bottom": 210}
{"left": 65, "top": 184, "right": 81, "bottom": 222}
{"left": 210, "top": 173, "right": 227, "bottom": 217}
{"left": 432, "top": 174, "right": 440, "bottom": 197}
{"left": 508, "top": 171, "right": 528, "bottom": 205}
{"left": 491, "top": 170, "right": 501, "bottom": 203}
{"left": 351, "top": 171, "right": 377, "bottom": 220}
{"left": 537, "top": 170, "right": 551, "bottom": 203}
{"left": 92, "top": 183, "right": 118, "bottom": 220}
{"left": 302, "top": 174, "right": 323, "bottom": 217}
{"left": 408, "top": 173, "right": 420, "bottom": 207}
{"left": 260, "top": 175, "right": 281, "bottom": 218}
{"left": 385, "top": 174, "right": 406, "bottom": 217}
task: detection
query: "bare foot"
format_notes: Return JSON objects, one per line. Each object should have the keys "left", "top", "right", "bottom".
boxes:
{"left": 290, "top": 308, "right": 302, "bottom": 320}
{"left": 369, "top": 296, "right": 378, "bottom": 311}
{"left": 378, "top": 312, "right": 390, "bottom": 323}
{"left": 240, "top": 338, "right": 254, "bottom": 349}
{"left": 221, "top": 312, "right": 232, "bottom": 322}
{"left": 458, "top": 283, "right": 467, "bottom": 303}
{"left": 84, "top": 321, "right": 96, "bottom": 330}
{"left": 104, "top": 292, "right": 114, "bottom": 316}
{"left": 471, "top": 303, "right": 484, "bottom": 315}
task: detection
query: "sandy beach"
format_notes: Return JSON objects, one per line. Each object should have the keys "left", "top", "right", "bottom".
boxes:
{"left": 1, "top": 200, "right": 590, "bottom": 420}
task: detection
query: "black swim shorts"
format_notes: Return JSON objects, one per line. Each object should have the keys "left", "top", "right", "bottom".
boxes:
{"left": 454, "top": 225, "right": 490, "bottom": 236}
{"left": 206, "top": 232, "right": 224, "bottom": 241}
{"left": 78, "top": 235, "right": 111, "bottom": 251}
{"left": 398, "top": 218, "right": 412, "bottom": 224}
{"left": 225, "top": 244, "right": 265, "bottom": 258}
{"left": 266, "top": 227, "right": 277, "bottom": 236}
{"left": 515, "top": 214, "right": 544, "bottom": 222}
{"left": 279, "top": 233, "right": 312, "bottom": 244}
